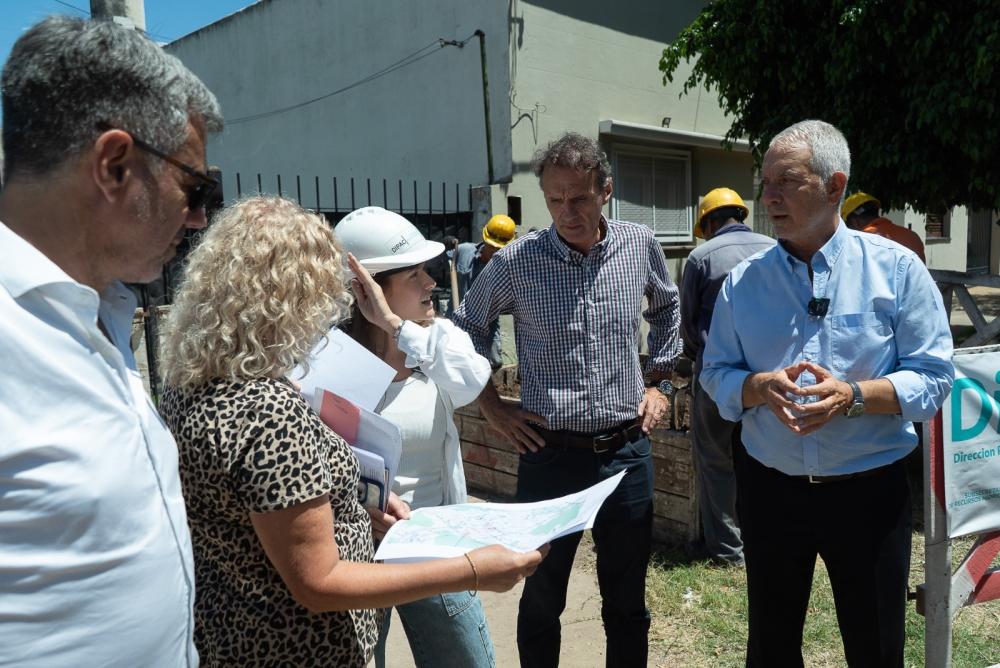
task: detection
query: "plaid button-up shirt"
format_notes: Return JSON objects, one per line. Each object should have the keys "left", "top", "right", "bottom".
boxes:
{"left": 453, "top": 219, "right": 681, "bottom": 433}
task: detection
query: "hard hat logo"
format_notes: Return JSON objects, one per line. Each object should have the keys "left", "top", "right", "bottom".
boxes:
{"left": 334, "top": 206, "right": 445, "bottom": 274}
{"left": 390, "top": 235, "right": 410, "bottom": 254}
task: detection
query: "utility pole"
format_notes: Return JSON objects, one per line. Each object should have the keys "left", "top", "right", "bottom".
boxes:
{"left": 90, "top": 0, "right": 146, "bottom": 32}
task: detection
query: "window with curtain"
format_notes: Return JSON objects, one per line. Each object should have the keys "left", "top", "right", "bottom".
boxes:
{"left": 612, "top": 148, "right": 692, "bottom": 241}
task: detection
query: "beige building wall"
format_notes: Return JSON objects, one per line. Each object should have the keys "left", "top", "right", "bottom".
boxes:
{"left": 886, "top": 206, "right": 970, "bottom": 272}
{"left": 497, "top": 0, "right": 752, "bottom": 281}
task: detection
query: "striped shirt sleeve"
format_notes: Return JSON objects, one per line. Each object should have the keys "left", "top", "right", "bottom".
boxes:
{"left": 643, "top": 232, "right": 682, "bottom": 372}
{"left": 451, "top": 251, "right": 515, "bottom": 359}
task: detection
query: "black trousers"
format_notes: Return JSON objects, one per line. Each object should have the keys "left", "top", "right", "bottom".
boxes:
{"left": 515, "top": 436, "right": 653, "bottom": 668}
{"left": 734, "top": 446, "right": 911, "bottom": 668}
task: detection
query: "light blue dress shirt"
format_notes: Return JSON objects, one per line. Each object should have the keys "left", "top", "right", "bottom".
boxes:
{"left": 700, "top": 222, "right": 954, "bottom": 476}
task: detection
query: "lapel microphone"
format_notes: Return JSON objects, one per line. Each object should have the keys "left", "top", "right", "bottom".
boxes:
{"left": 808, "top": 298, "right": 830, "bottom": 317}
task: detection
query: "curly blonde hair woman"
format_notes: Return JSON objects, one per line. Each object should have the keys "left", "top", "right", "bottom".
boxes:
{"left": 156, "top": 195, "right": 545, "bottom": 668}
{"left": 158, "top": 196, "right": 353, "bottom": 387}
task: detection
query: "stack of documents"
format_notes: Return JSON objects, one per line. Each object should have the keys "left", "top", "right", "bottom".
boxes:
{"left": 291, "top": 328, "right": 401, "bottom": 512}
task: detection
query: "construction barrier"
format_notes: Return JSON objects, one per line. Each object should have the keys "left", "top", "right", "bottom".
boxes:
{"left": 921, "top": 344, "right": 1000, "bottom": 667}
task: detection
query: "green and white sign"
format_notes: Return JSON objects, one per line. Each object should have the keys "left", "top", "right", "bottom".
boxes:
{"left": 943, "top": 349, "right": 1000, "bottom": 537}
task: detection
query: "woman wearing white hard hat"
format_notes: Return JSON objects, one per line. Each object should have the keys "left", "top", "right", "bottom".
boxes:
{"left": 336, "top": 206, "right": 503, "bottom": 668}
{"left": 156, "top": 197, "right": 545, "bottom": 667}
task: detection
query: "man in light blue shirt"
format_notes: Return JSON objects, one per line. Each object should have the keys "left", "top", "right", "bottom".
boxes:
{"left": 701, "top": 120, "right": 953, "bottom": 666}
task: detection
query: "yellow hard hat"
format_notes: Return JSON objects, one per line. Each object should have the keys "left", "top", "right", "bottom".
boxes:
{"left": 841, "top": 192, "right": 880, "bottom": 220}
{"left": 696, "top": 188, "right": 749, "bottom": 239}
{"left": 483, "top": 214, "right": 517, "bottom": 248}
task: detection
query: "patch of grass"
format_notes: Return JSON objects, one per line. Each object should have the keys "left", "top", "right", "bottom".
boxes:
{"left": 646, "top": 534, "right": 1000, "bottom": 667}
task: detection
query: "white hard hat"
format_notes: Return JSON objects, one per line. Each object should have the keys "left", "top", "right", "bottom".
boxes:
{"left": 334, "top": 206, "right": 444, "bottom": 274}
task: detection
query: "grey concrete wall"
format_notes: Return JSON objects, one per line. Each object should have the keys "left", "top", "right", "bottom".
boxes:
{"left": 166, "top": 0, "right": 511, "bottom": 211}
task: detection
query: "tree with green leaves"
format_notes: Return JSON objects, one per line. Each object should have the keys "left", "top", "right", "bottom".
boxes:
{"left": 660, "top": 1, "right": 999, "bottom": 213}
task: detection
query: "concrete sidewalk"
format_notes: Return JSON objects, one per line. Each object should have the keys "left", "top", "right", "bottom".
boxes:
{"left": 373, "top": 495, "right": 608, "bottom": 667}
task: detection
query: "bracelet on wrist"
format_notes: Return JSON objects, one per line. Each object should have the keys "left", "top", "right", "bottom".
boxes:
{"left": 464, "top": 552, "right": 479, "bottom": 596}
{"left": 391, "top": 320, "right": 405, "bottom": 341}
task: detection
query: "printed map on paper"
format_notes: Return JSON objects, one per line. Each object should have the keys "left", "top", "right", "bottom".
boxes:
{"left": 374, "top": 471, "right": 625, "bottom": 562}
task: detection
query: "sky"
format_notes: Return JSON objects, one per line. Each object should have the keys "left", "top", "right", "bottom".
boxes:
{"left": 0, "top": 0, "right": 255, "bottom": 127}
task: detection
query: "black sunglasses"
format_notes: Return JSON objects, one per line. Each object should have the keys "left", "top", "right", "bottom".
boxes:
{"left": 96, "top": 122, "right": 219, "bottom": 211}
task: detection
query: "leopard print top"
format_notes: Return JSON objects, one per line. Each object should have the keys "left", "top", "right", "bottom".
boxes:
{"left": 160, "top": 377, "right": 378, "bottom": 667}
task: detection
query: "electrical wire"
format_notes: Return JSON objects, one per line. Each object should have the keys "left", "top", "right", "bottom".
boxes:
{"left": 226, "top": 32, "right": 479, "bottom": 125}
{"left": 51, "top": 0, "right": 88, "bottom": 15}
{"left": 50, "top": 0, "right": 177, "bottom": 42}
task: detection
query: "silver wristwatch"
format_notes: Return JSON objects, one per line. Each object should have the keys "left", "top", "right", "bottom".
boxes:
{"left": 656, "top": 379, "right": 674, "bottom": 398}
{"left": 845, "top": 381, "right": 865, "bottom": 418}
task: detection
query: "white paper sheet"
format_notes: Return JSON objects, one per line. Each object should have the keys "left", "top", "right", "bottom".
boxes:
{"left": 374, "top": 470, "right": 626, "bottom": 562}
{"left": 289, "top": 327, "right": 395, "bottom": 412}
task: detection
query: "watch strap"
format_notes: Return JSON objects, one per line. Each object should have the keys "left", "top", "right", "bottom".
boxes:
{"left": 846, "top": 381, "right": 864, "bottom": 417}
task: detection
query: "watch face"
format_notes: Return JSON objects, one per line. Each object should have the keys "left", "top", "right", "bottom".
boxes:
{"left": 847, "top": 402, "right": 865, "bottom": 418}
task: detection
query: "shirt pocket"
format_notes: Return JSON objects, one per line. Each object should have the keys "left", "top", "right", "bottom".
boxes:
{"left": 829, "top": 311, "right": 896, "bottom": 379}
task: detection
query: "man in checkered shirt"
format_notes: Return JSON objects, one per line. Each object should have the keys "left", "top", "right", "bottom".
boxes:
{"left": 454, "top": 132, "right": 681, "bottom": 668}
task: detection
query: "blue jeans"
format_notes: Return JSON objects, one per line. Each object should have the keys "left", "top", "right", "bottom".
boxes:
{"left": 374, "top": 590, "right": 495, "bottom": 668}
{"left": 515, "top": 435, "right": 654, "bottom": 668}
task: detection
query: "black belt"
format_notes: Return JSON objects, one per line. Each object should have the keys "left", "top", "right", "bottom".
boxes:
{"left": 789, "top": 461, "right": 897, "bottom": 484}
{"left": 534, "top": 419, "right": 644, "bottom": 454}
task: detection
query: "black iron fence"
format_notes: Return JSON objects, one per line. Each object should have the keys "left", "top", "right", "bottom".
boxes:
{"left": 132, "top": 172, "right": 482, "bottom": 398}
{"left": 232, "top": 172, "right": 477, "bottom": 242}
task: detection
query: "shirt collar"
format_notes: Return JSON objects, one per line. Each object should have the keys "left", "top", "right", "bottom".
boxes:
{"left": 0, "top": 219, "right": 82, "bottom": 299}
{"left": 775, "top": 220, "right": 849, "bottom": 272}
{"left": 814, "top": 220, "right": 849, "bottom": 270}
{"left": 712, "top": 222, "right": 753, "bottom": 238}
{"left": 546, "top": 216, "right": 612, "bottom": 261}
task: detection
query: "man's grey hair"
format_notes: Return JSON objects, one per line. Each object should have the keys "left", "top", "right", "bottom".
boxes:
{"left": 1, "top": 15, "right": 223, "bottom": 180}
{"left": 532, "top": 132, "right": 612, "bottom": 190}
{"left": 769, "top": 120, "right": 851, "bottom": 200}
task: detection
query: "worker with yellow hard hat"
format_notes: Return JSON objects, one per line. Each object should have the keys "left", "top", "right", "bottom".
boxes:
{"left": 695, "top": 187, "right": 750, "bottom": 240}
{"left": 450, "top": 213, "right": 518, "bottom": 368}
{"left": 681, "top": 187, "right": 774, "bottom": 566}
{"left": 841, "top": 192, "right": 926, "bottom": 263}
{"left": 482, "top": 214, "right": 517, "bottom": 249}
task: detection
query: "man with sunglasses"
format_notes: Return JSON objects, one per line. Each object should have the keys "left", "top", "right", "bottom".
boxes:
{"left": 0, "top": 16, "right": 222, "bottom": 667}
{"left": 679, "top": 188, "right": 774, "bottom": 567}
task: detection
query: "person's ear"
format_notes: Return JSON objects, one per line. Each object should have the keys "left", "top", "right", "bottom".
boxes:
{"left": 600, "top": 177, "right": 613, "bottom": 205}
{"left": 828, "top": 172, "right": 847, "bottom": 206}
{"left": 91, "top": 128, "right": 135, "bottom": 204}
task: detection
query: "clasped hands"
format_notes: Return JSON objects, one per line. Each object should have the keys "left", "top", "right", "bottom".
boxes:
{"left": 753, "top": 361, "right": 854, "bottom": 436}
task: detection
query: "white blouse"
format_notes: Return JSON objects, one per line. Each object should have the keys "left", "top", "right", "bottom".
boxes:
{"left": 380, "top": 372, "right": 449, "bottom": 509}
{"left": 386, "top": 318, "right": 492, "bottom": 506}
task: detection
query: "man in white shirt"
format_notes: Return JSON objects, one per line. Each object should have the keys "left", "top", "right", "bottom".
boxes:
{"left": 0, "top": 16, "right": 222, "bottom": 667}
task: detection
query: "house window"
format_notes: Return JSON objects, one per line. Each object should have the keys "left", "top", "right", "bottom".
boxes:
{"left": 611, "top": 147, "right": 693, "bottom": 242}
{"left": 925, "top": 207, "right": 951, "bottom": 239}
